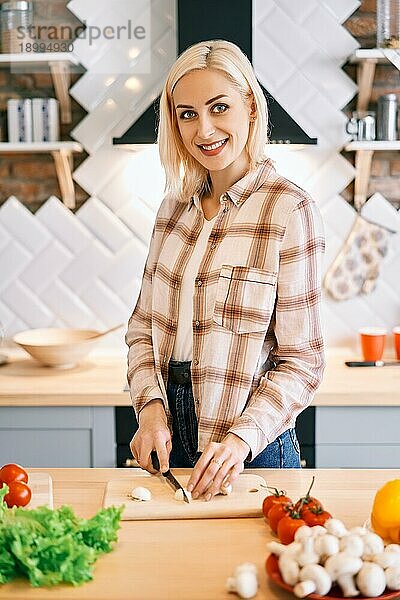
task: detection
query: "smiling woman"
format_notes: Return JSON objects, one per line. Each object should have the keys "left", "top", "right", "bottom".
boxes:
{"left": 125, "top": 39, "right": 325, "bottom": 502}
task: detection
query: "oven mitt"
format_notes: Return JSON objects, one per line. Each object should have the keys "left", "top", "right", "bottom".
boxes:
{"left": 324, "top": 214, "right": 391, "bottom": 301}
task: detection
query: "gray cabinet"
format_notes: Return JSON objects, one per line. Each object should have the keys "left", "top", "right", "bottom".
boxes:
{"left": 0, "top": 406, "right": 116, "bottom": 467}
{"left": 315, "top": 406, "right": 400, "bottom": 468}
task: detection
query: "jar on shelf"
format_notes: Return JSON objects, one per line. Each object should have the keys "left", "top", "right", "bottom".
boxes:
{"left": 0, "top": 1, "right": 33, "bottom": 54}
{"left": 377, "top": 0, "right": 400, "bottom": 48}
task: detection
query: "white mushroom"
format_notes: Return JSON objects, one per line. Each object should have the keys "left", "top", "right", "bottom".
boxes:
{"left": 349, "top": 526, "right": 367, "bottom": 537}
{"left": 294, "top": 525, "right": 313, "bottom": 543}
{"left": 311, "top": 525, "right": 328, "bottom": 538}
{"left": 174, "top": 488, "right": 192, "bottom": 502}
{"left": 314, "top": 534, "right": 340, "bottom": 562}
{"left": 385, "top": 566, "right": 400, "bottom": 590}
{"left": 340, "top": 534, "right": 364, "bottom": 557}
{"left": 362, "top": 532, "right": 385, "bottom": 560}
{"left": 278, "top": 554, "right": 300, "bottom": 586}
{"left": 325, "top": 552, "right": 362, "bottom": 597}
{"left": 297, "top": 537, "right": 320, "bottom": 567}
{"left": 226, "top": 563, "right": 258, "bottom": 599}
{"left": 324, "top": 518, "right": 348, "bottom": 538}
{"left": 385, "top": 544, "right": 400, "bottom": 554}
{"left": 266, "top": 541, "right": 286, "bottom": 556}
{"left": 293, "top": 580, "right": 316, "bottom": 598}
{"left": 356, "top": 562, "right": 386, "bottom": 597}
{"left": 372, "top": 551, "right": 400, "bottom": 569}
{"left": 297, "top": 564, "right": 332, "bottom": 596}
{"left": 130, "top": 486, "right": 152, "bottom": 501}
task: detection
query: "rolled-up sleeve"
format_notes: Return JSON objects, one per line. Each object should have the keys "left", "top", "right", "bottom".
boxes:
{"left": 228, "top": 197, "right": 326, "bottom": 459}
{"left": 125, "top": 202, "right": 166, "bottom": 417}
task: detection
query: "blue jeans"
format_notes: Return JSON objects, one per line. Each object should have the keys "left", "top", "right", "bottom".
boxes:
{"left": 166, "top": 361, "right": 301, "bottom": 469}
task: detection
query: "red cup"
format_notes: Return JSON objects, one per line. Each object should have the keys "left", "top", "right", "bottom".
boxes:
{"left": 393, "top": 327, "right": 400, "bottom": 360}
{"left": 359, "top": 327, "right": 387, "bottom": 361}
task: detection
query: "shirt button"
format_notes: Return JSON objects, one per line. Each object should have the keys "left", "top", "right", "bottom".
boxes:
{"left": 195, "top": 399, "right": 199, "bottom": 405}
{"left": 194, "top": 359, "right": 199, "bottom": 366}
{"left": 211, "top": 243, "right": 216, "bottom": 249}
{"left": 195, "top": 320, "right": 200, "bottom": 327}
{"left": 197, "top": 280, "right": 202, "bottom": 286}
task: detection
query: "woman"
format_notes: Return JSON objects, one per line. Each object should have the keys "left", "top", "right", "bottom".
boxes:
{"left": 126, "top": 40, "right": 325, "bottom": 501}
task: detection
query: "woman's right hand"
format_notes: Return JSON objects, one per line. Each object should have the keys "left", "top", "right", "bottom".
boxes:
{"left": 130, "top": 399, "right": 172, "bottom": 474}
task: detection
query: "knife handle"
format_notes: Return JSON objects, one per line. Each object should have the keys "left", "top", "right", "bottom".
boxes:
{"left": 345, "top": 361, "right": 379, "bottom": 367}
{"left": 151, "top": 451, "right": 160, "bottom": 471}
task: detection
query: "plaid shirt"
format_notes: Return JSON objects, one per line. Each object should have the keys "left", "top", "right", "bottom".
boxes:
{"left": 126, "top": 158, "right": 325, "bottom": 459}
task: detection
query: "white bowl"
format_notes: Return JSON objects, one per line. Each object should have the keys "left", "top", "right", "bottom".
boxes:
{"left": 13, "top": 328, "right": 103, "bottom": 368}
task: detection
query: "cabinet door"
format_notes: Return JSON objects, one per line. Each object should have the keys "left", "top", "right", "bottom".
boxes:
{"left": 315, "top": 407, "right": 400, "bottom": 468}
{"left": 0, "top": 406, "right": 115, "bottom": 467}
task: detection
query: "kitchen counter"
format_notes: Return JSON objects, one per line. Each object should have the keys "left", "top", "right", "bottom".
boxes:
{"left": 0, "top": 467, "right": 397, "bottom": 599}
{"left": 0, "top": 348, "right": 398, "bottom": 406}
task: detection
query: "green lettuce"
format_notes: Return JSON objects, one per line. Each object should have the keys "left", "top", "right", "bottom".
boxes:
{"left": 0, "top": 484, "right": 123, "bottom": 587}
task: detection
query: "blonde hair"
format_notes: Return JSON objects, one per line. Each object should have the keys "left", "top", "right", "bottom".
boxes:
{"left": 157, "top": 40, "right": 269, "bottom": 202}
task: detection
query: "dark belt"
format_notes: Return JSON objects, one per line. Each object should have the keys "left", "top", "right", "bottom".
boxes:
{"left": 168, "top": 360, "right": 192, "bottom": 384}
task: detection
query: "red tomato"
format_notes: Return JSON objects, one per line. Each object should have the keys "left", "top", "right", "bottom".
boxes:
{"left": 268, "top": 501, "right": 292, "bottom": 533}
{"left": 302, "top": 507, "right": 332, "bottom": 527}
{"left": 295, "top": 496, "right": 322, "bottom": 513}
{"left": 0, "top": 463, "right": 28, "bottom": 485}
{"left": 1, "top": 480, "right": 31, "bottom": 507}
{"left": 262, "top": 492, "right": 292, "bottom": 520}
{"left": 277, "top": 515, "right": 307, "bottom": 544}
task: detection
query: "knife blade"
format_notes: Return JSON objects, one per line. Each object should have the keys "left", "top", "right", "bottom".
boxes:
{"left": 345, "top": 360, "right": 400, "bottom": 367}
{"left": 150, "top": 451, "right": 190, "bottom": 503}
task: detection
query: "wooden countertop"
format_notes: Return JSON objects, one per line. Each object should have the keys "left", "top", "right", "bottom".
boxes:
{"left": 0, "top": 467, "right": 398, "bottom": 599}
{"left": 0, "top": 348, "right": 399, "bottom": 407}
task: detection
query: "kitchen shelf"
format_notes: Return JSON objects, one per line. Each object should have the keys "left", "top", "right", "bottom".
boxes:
{"left": 345, "top": 141, "right": 400, "bottom": 151}
{"left": 0, "top": 141, "right": 83, "bottom": 209}
{"left": 350, "top": 48, "right": 400, "bottom": 62}
{"left": 346, "top": 50, "right": 400, "bottom": 209}
{"left": 0, "top": 52, "right": 80, "bottom": 124}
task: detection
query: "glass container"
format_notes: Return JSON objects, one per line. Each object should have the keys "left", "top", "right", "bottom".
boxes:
{"left": 377, "top": 0, "right": 400, "bottom": 48}
{"left": 0, "top": 1, "right": 33, "bottom": 53}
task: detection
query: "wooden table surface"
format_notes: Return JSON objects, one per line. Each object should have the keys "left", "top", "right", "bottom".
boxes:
{"left": 0, "top": 467, "right": 398, "bottom": 599}
{"left": 0, "top": 348, "right": 399, "bottom": 406}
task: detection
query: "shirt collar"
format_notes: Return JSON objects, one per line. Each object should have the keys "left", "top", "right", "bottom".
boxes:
{"left": 188, "top": 158, "right": 275, "bottom": 211}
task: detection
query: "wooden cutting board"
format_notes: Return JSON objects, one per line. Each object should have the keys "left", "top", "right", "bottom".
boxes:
{"left": 103, "top": 473, "right": 268, "bottom": 520}
{"left": 28, "top": 472, "right": 53, "bottom": 509}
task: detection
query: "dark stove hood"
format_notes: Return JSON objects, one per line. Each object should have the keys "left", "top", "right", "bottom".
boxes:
{"left": 113, "top": 0, "right": 317, "bottom": 147}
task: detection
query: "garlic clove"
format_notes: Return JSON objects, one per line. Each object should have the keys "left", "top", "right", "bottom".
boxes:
{"left": 130, "top": 486, "right": 152, "bottom": 501}
{"left": 174, "top": 488, "right": 192, "bottom": 502}
{"left": 220, "top": 482, "right": 233, "bottom": 495}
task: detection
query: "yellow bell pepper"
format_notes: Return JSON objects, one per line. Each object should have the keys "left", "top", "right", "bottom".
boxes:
{"left": 371, "top": 479, "right": 400, "bottom": 543}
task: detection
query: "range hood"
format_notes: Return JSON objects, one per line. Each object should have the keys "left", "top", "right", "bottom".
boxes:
{"left": 113, "top": 0, "right": 317, "bottom": 147}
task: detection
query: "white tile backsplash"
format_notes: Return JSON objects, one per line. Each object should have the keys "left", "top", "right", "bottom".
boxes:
{"left": 0, "top": 197, "right": 50, "bottom": 253}
{"left": 1, "top": 0, "right": 398, "bottom": 354}
{"left": 77, "top": 197, "right": 132, "bottom": 253}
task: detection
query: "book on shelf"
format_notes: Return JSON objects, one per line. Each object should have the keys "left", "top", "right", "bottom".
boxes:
{"left": 32, "top": 98, "right": 59, "bottom": 142}
{"left": 7, "top": 97, "right": 60, "bottom": 143}
{"left": 7, "top": 99, "right": 32, "bottom": 143}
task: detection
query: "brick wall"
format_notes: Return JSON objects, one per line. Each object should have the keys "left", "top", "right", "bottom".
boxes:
{"left": 0, "top": 0, "right": 88, "bottom": 210}
{"left": 344, "top": 0, "right": 400, "bottom": 209}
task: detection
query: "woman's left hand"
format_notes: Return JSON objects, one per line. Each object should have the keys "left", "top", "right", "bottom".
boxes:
{"left": 187, "top": 433, "right": 250, "bottom": 501}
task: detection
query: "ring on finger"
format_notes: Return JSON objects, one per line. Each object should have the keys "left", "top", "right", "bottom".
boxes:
{"left": 211, "top": 457, "right": 224, "bottom": 468}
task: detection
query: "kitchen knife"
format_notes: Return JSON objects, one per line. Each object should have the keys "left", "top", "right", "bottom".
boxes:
{"left": 151, "top": 451, "right": 190, "bottom": 503}
{"left": 345, "top": 360, "right": 400, "bottom": 367}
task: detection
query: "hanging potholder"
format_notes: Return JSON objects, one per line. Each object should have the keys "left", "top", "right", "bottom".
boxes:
{"left": 324, "top": 214, "right": 391, "bottom": 301}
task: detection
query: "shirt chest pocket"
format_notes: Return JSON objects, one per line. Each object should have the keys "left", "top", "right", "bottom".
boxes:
{"left": 213, "top": 265, "right": 277, "bottom": 334}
